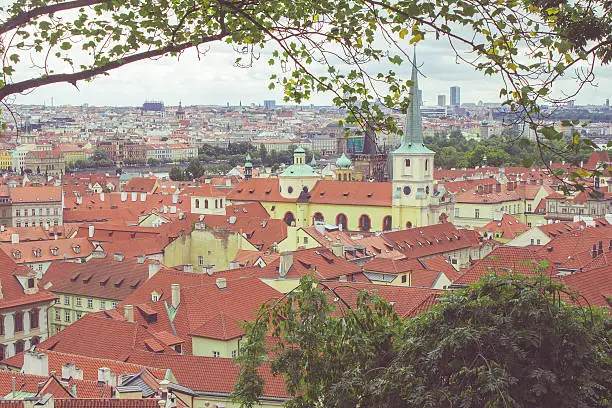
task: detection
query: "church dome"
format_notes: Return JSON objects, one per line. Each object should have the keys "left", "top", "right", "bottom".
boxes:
{"left": 294, "top": 146, "right": 306, "bottom": 154}
{"left": 336, "top": 153, "right": 352, "bottom": 169}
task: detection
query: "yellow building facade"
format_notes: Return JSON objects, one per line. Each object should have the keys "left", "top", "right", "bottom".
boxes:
{"left": 0, "top": 150, "right": 12, "bottom": 170}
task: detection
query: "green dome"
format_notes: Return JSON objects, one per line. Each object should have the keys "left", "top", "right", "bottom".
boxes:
{"left": 245, "top": 162, "right": 252, "bottom": 168}
{"left": 294, "top": 146, "right": 306, "bottom": 154}
{"left": 335, "top": 153, "right": 352, "bottom": 169}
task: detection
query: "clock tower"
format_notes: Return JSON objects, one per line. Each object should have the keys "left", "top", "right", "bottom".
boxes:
{"left": 391, "top": 50, "right": 435, "bottom": 229}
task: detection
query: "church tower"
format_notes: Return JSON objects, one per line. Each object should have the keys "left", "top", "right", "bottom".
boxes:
{"left": 244, "top": 153, "right": 253, "bottom": 181}
{"left": 391, "top": 50, "right": 435, "bottom": 229}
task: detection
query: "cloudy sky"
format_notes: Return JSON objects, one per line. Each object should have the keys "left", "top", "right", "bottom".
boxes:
{"left": 10, "top": 37, "right": 612, "bottom": 108}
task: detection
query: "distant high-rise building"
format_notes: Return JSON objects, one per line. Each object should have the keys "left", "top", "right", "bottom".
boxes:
{"left": 264, "top": 100, "right": 276, "bottom": 110}
{"left": 450, "top": 86, "right": 461, "bottom": 106}
{"left": 417, "top": 90, "right": 423, "bottom": 106}
{"left": 606, "top": 98, "right": 610, "bottom": 108}
{"left": 437, "top": 95, "right": 446, "bottom": 106}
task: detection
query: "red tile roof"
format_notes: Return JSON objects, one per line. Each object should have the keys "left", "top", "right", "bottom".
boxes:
{"left": 10, "top": 186, "right": 62, "bottom": 203}
{"left": 478, "top": 214, "right": 530, "bottom": 240}
{"left": 54, "top": 400, "right": 160, "bottom": 408}
{"left": 455, "top": 246, "right": 555, "bottom": 285}
{"left": 41, "top": 257, "right": 152, "bottom": 301}
{"left": 561, "top": 264, "right": 612, "bottom": 308}
{"left": 308, "top": 180, "right": 392, "bottom": 206}
{"left": 122, "top": 178, "right": 158, "bottom": 194}
{"left": 0, "top": 238, "right": 95, "bottom": 264}
{"left": 227, "top": 178, "right": 295, "bottom": 203}
{"left": 0, "top": 250, "right": 57, "bottom": 310}
{"left": 381, "top": 223, "right": 480, "bottom": 259}
{"left": 259, "top": 247, "right": 362, "bottom": 280}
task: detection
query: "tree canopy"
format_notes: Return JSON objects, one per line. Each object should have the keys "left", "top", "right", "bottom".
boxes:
{"left": 233, "top": 274, "right": 612, "bottom": 408}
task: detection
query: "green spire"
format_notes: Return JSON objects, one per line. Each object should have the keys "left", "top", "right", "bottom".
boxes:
{"left": 393, "top": 48, "right": 433, "bottom": 155}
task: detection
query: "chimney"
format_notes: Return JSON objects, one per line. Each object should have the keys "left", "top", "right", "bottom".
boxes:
{"left": 279, "top": 251, "right": 293, "bottom": 277}
{"left": 496, "top": 183, "right": 501, "bottom": 193}
{"left": 0, "top": 225, "right": 4, "bottom": 232}
{"left": 216, "top": 277, "right": 227, "bottom": 290}
{"left": 97, "top": 367, "right": 114, "bottom": 386}
{"left": 148, "top": 260, "right": 160, "bottom": 278}
{"left": 131, "top": 192, "right": 137, "bottom": 202}
{"left": 592, "top": 244, "right": 597, "bottom": 258}
{"left": 61, "top": 362, "right": 83, "bottom": 380}
{"left": 121, "top": 192, "right": 127, "bottom": 202}
{"left": 203, "top": 264, "right": 214, "bottom": 275}
{"left": 140, "top": 192, "right": 146, "bottom": 202}
{"left": 113, "top": 252, "right": 124, "bottom": 262}
{"left": 22, "top": 351, "right": 48, "bottom": 377}
{"left": 183, "top": 264, "right": 193, "bottom": 273}
{"left": 11, "top": 233, "right": 19, "bottom": 244}
{"left": 172, "top": 194, "right": 178, "bottom": 204}
{"left": 331, "top": 243, "right": 344, "bottom": 258}
{"left": 88, "top": 224, "right": 95, "bottom": 238}
{"left": 136, "top": 254, "right": 145, "bottom": 264}
{"left": 124, "top": 304, "right": 134, "bottom": 323}
{"left": 229, "top": 260, "right": 240, "bottom": 270}
{"left": 100, "top": 192, "right": 105, "bottom": 202}
{"left": 171, "top": 283, "right": 180, "bottom": 308}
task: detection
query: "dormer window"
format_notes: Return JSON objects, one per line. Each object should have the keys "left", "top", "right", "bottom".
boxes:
{"left": 51, "top": 247, "right": 59, "bottom": 256}
{"left": 73, "top": 245, "right": 81, "bottom": 254}
{"left": 13, "top": 250, "right": 21, "bottom": 259}
{"left": 33, "top": 248, "right": 41, "bottom": 258}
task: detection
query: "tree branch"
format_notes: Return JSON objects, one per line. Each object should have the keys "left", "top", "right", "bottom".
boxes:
{"left": 0, "top": 0, "right": 109, "bottom": 35}
{"left": 0, "top": 32, "right": 228, "bottom": 100}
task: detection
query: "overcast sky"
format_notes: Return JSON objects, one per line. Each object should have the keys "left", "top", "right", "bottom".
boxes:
{"left": 10, "top": 38, "right": 612, "bottom": 108}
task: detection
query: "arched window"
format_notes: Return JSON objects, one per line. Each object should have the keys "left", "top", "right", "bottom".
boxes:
{"left": 336, "top": 213, "right": 348, "bottom": 231}
{"left": 204, "top": 199, "right": 209, "bottom": 209}
{"left": 313, "top": 212, "right": 324, "bottom": 223}
{"left": 195, "top": 199, "right": 200, "bottom": 209}
{"left": 15, "top": 340, "right": 25, "bottom": 354}
{"left": 0, "top": 344, "right": 5, "bottom": 361}
{"left": 359, "top": 214, "right": 371, "bottom": 232}
{"left": 439, "top": 213, "right": 448, "bottom": 223}
{"left": 283, "top": 212, "right": 296, "bottom": 226}
{"left": 30, "top": 336, "right": 40, "bottom": 347}
{"left": 406, "top": 221, "right": 413, "bottom": 229}
{"left": 383, "top": 216, "right": 392, "bottom": 231}
{"left": 405, "top": 159, "right": 411, "bottom": 167}
{"left": 425, "top": 159, "right": 429, "bottom": 171}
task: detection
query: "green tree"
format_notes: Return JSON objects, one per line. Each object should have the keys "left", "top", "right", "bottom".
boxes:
{"left": 169, "top": 166, "right": 184, "bottom": 181}
{"left": 184, "top": 158, "right": 204, "bottom": 180}
{"left": 234, "top": 274, "right": 611, "bottom": 407}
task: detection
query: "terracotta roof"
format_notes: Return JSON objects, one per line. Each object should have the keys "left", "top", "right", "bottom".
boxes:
{"left": 54, "top": 400, "right": 160, "bottom": 408}
{"left": 122, "top": 178, "right": 158, "bottom": 193}
{"left": 0, "top": 249, "right": 57, "bottom": 310}
{"left": 259, "top": 247, "right": 362, "bottom": 280}
{"left": 455, "top": 188, "right": 521, "bottom": 204}
{"left": 41, "top": 257, "right": 152, "bottom": 301}
{"left": 537, "top": 221, "right": 586, "bottom": 238}
{"left": 561, "top": 264, "right": 612, "bottom": 308}
{"left": 308, "top": 180, "right": 392, "bottom": 207}
{"left": 455, "top": 246, "right": 555, "bottom": 285}
{"left": 201, "top": 214, "right": 287, "bottom": 251}
{"left": 381, "top": 223, "right": 480, "bottom": 259}
{"left": 181, "top": 184, "right": 226, "bottom": 197}
{"left": 125, "top": 351, "right": 288, "bottom": 399}
{"left": 10, "top": 186, "right": 62, "bottom": 203}
{"left": 227, "top": 178, "right": 295, "bottom": 203}
{"left": 0, "top": 238, "right": 95, "bottom": 264}
{"left": 320, "top": 281, "right": 443, "bottom": 318}
{"left": 478, "top": 214, "right": 530, "bottom": 240}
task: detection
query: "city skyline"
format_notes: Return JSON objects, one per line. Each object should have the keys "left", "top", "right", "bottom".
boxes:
{"left": 8, "top": 41, "right": 612, "bottom": 108}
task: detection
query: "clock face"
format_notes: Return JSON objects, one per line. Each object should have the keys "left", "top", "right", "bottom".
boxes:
{"left": 403, "top": 186, "right": 411, "bottom": 196}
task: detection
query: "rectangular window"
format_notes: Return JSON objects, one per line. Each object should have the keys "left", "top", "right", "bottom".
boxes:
{"left": 76, "top": 312, "right": 82, "bottom": 320}
{"left": 76, "top": 297, "right": 82, "bottom": 307}
{"left": 527, "top": 223, "right": 532, "bottom": 228}
{"left": 100, "top": 301, "right": 106, "bottom": 310}
{"left": 24, "top": 222, "right": 28, "bottom": 227}
{"left": 55, "top": 310, "right": 60, "bottom": 321}
{"left": 87, "top": 299, "right": 93, "bottom": 309}
{"left": 212, "top": 351, "right": 220, "bottom": 358}
{"left": 474, "top": 209, "right": 480, "bottom": 219}
{"left": 16, "top": 221, "right": 20, "bottom": 227}
{"left": 303, "top": 237, "right": 309, "bottom": 245}
{"left": 401, "top": 275, "right": 407, "bottom": 283}
{"left": 531, "top": 239, "right": 535, "bottom": 245}
{"left": 64, "top": 311, "right": 71, "bottom": 323}
{"left": 16, "top": 209, "right": 20, "bottom": 217}
{"left": 24, "top": 209, "right": 27, "bottom": 216}
{"left": 198, "top": 255, "right": 204, "bottom": 266}
{"left": 111, "top": 302, "right": 117, "bottom": 309}
{"left": 30, "top": 310, "right": 39, "bottom": 329}
{"left": 64, "top": 296, "right": 70, "bottom": 305}
{"left": 232, "top": 350, "right": 238, "bottom": 358}
{"left": 527, "top": 204, "right": 532, "bottom": 212}
{"left": 537, "top": 239, "right": 541, "bottom": 245}
{"left": 451, "top": 258, "right": 458, "bottom": 265}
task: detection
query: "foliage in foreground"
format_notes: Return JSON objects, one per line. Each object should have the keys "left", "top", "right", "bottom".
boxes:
{"left": 233, "top": 274, "right": 612, "bottom": 408}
